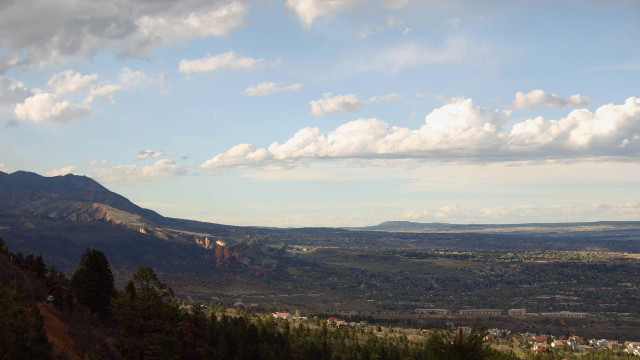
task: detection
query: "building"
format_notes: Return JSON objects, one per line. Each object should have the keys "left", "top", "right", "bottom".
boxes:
{"left": 540, "top": 311, "right": 587, "bottom": 319}
{"left": 272, "top": 312, "right": 293, "bottom": 321}
{"left": 508, "top": 308, "right": 526, "bottom": 316}
{"left": 416, "top": 308, "right": 450, "bottom": 315}
{"left": 459, "top": 309, "right": 504, "bottom": 316}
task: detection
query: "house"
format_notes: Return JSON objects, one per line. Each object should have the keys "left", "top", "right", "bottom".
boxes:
{"left": 483, "top": 334, "right": 495, "bottom": 342}
{"left": 607, "top": 342, "right": 623, "bottom": 350}
{"left": 272, "top": 312, "right": 293, "bottom": 321}
{"left": 529, "top": 335, "right": 548, "bottom": 344}
{"left": 552, "top": 340, "right": 567, "bottom": 348}
{"left": 567, "top": 336, "right": 584, "bottom": 347}
{"left": 533, "top": 343, "right": 550, "bottom": 353}
{"left": 327, "top": 317, "right": 344, "bottom": 323}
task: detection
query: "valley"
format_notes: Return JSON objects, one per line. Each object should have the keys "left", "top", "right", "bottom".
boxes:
{"left": 2, "top": 170, "right": 640, "bottom": 340}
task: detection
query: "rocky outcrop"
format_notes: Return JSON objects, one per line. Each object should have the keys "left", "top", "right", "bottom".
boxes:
{"left": 214, "top": 244, "right": 249, "bottom": 267}
{"left": 194, "top": 237, "right": 213, "bottom": 249}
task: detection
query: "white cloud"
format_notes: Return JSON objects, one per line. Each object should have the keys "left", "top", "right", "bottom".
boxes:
{"left": 508, "top": 97, "right": 640, "bottom": 154}
{"left": 0, "top": 163, "right": 10, "bottom": 172}
{"left": 511, "top": 89, "right": 589, "bottom": 110}
{"left": 345, "top": 36, "right": 486, "bottom": 73}
{"left": 381, "top": 0, "right": 409, "bottom": 9}
{"left": 243, "top": 82, "right": 304, "bottom": 96}
{"left": 369, "top": 93, "right": 402, "bottom": 102}
{"left": 0, "top": 76, "right": 33, "bottom": 121}
{"left": 118, "top": 68, "right": 146, "bottom": 89}
{"left": 92, "top": 159, "right": 187, "bottom": 184}
{"left": 45, "top": 165, "right": 77, "bottom": 177}
{"left": 310, "top": 93, "right": 366, "bottom": 116}
{"left": 85, "top": 84, "right": 123, "bottom": 103}
{"left": 201, "top": 96, "right": 640, "bottom": 170}
{"left": 286, "top": 0, "right": 364, "bottom": 28}
{"left": 14, "top": 93, "right": 90, "bottom": 123}
{"left": 201, "top": 144, "right": 270, "bottom": 169}
{"left": 46, "top": 70, "right": 97, "bottom": 95}
{"left": 6, "top": 66, "right": 152, "bottom": 125}
{"left": 178, "top": 51, "right": 264, "bottom": 74}
{"left": 135, "top": 149, "right": 164, "bottom": 160}
{"left": 128, "top": 2, "right": 247, "bottom": 57}
{"left": 0, "top": 1, "right": 248, "bottom": 70}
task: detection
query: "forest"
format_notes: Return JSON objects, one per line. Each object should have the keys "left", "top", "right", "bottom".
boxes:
{"left": 0, "top": 236, "right": 636, "bottom": 360}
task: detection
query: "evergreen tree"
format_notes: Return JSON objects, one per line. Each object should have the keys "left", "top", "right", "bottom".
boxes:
{"left": 0, "top": 279, "right": 52, "bottom": 360}
{"left": 33, "top": 254, "right": 46, "bottom": 278}
{"left": 0, "top": 236, "right": 8, "bottom": 255}
{"left": 71, "top": 248, "right": 115, "bottom": 316}
{"left": 425, "top": 327, "right": 493, "bottom": 360}
{"left": 112, "top": 265, "right": 182, "bottom": 360}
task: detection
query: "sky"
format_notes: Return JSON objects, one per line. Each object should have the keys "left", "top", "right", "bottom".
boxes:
{"left": 1, "top": 0, "right": 639, "bottom": 227}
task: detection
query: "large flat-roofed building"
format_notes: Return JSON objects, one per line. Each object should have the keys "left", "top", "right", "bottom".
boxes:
{"left": 459, "top": 309, "right": 504, "bottom": 316}
{"left": 508, "top": 308, "right": 527, "bottom": 316}
{"left": 540, "top": 311, "right": 587, "bottom": 319}
{"left": 416, "top": 309, "right": 450, "bottom": 315}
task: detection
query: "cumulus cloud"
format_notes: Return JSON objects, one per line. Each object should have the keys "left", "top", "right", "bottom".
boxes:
{"left": 14, "top": 93, "right": 91, "bottom": 123}
{"left": 286, "top": 0, "right": 364, "bottom": 28}
{"left": 0, "top": 1, "right": 247, "bottom": 70}
{"left": 92, "top": 159, "right": 187, "bottom": 184}
{"left": 135, "top": 150, "right": 164, "bottom": 160}
{"left": 178, "top": 51, "right": 264, "bottom": 74}
{"left": 508, "top": 97, "right": 640, "bottom": 154}
{"left": 201, "top": 96, "right": 640, "bottom": 170}
{"left": 45, "top": 165, "right": 77, "bottom": 177}
{"left": 9, "top": 67, "right": 153, "bottom": 124}
{"left": 46, "top": 70, "right": 97, "bottom": 95}
{"left": 310, "top": 93, "right": 366, "bottom": 116}
{"left": 244, "top": 82, "right": 304, "bottom": 96}
{"left": 0, "top": 76, "right": 33, "bottom": 121}
{"left": 511, "top": 89, "right": 589, "bottom": 110}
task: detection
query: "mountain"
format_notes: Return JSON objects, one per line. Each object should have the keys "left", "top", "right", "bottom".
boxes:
{"left": 0, "top": 170, "right": 280, "bottom": 273}
{"left": 0, "top": 170, "right": 165, "bottom": 225}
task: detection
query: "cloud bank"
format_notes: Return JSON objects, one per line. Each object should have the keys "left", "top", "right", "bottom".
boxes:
{"left": 512, "top": 89, "right": 589, "bottom": 110}
{"left": 0, "top": 1, "right": 247, "bottom": 70}
{"left": 201, "top": 96, "right": 640, "bottom": 169}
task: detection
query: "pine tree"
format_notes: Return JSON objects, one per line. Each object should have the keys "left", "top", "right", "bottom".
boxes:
{"left": 33, "top": 254, "right": 46, "bottom": 278}
{"left": 112, "top": 265, "right": 182, "bottom": 360}
{"left": 0, "top": 279, "right": 52, "bottom": 360}
{"left": 71, "top": 248, "right": 115, "bottom": 316}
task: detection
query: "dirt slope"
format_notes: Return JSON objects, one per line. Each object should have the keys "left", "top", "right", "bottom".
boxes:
{"left": 38, "top": 303, "right": 83, "bottom": 360}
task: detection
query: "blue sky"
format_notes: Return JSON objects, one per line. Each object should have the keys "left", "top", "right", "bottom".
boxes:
{"left": 1, "top": 0, "right": 639, "bottom": 227}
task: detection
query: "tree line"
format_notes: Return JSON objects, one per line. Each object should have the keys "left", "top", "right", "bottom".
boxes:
{"left": 1, "top": 236, "right": 633, "bottom": 359}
